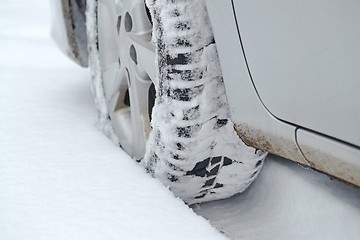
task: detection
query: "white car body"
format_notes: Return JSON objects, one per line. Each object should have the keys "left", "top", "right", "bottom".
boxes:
{"left": 51, "top": 0, "right": 360, "bottom": 186}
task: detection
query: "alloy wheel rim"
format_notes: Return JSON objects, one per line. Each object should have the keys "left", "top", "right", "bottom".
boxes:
{"left": 97, "top": 0, "right": 155, "bottom": 160}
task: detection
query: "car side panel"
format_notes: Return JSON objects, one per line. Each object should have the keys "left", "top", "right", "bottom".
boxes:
{"left": 205, "top": 0, "right": 309, "bottom": 166}
{"left": 206, "top": 0, "right": 360, "bottom": 186}
{"left": 297, "top": 129, "right": 360, "bottom": 186}
{"left": 232, "top": 0, "right": 360, "bottom": 147}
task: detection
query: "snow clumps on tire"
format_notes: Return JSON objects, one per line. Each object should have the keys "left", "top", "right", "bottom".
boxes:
{"left": 143, "top": 0, "right": 267, "bottom": 204}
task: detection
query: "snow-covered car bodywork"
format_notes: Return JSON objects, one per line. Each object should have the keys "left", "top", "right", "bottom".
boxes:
{"left": 51, "top": 0, "right": 360, "bottom": 188}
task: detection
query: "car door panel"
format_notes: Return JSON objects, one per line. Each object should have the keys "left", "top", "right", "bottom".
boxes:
{"left": 232, "top": 0, "right": 360, "bottom": 146}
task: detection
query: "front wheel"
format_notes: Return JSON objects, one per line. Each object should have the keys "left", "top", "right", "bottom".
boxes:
{"left": 87, "top": 0, "right": 267, "bottom": 204}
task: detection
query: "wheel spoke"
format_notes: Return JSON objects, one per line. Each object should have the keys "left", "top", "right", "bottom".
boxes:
{"left": 114, "top": 0, "right": 123, "bottom": 16}
{"left": 112, "top": 107, "right": 133, "bottom": 153}
{"left": 102, "top": 60, "right": 121, "bottom": 100}
{"left": 98, "top": 0, "right": 155, "bottom": 159}
{"left": 130, "top": 39, "right": 157, "bottom": 84}
{"left": 107, "top": 66, "right": 128, "bottom": 113}
{"left": 127, "top": 61, "right": 153, "bottom": 159}
{"left": 123, "top": 0, "right": 152, "bottom": 35}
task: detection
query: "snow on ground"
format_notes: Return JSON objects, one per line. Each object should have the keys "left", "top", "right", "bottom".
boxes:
{"left": 0, "top": 1, "right": 226, "bottom": 239}
{"left": 195, "top": 155, "right": 360, "bottom": 240}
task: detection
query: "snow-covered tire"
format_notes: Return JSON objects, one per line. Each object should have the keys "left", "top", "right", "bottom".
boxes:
{"left": 86, "top": 0, "right": 267, "bottom": 204}
{"left": 86, "top": 0, "right": 118, "bottom": 144}
{"left": 143, "top": 0, "right": 267, "bottom": 204}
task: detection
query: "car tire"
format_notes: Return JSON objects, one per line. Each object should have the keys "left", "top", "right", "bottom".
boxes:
{"left": 87, "top": 0, "right": 267, "bottom": 204}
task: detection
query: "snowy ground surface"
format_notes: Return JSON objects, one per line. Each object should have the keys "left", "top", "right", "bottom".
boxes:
{"left": 195, "top": 156, "right": 360, "bottom": 240}
{"left": 0, "top": 1, "right": 225, "bottom": 239}
{"left": 1, "top": 0, "right": 360, "bottom": 240}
